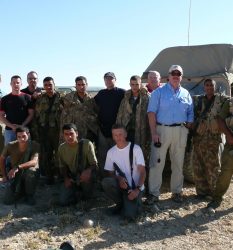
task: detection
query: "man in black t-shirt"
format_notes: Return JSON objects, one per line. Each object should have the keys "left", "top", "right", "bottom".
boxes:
{"left": 0, "top": 75, "right": 34, "bottom": 145}
{"left": 94, "top": 72, "right": 125, "bottom": 174}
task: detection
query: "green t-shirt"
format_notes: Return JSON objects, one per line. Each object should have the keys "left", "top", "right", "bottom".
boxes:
{"left": 58, "top": 139, "right": 97, "bottom": 175}
{"left": 1, "top": 140, "right": 40, "bottom": 167}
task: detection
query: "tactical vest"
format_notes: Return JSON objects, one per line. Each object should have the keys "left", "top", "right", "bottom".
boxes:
{"left": 195, "top": 94, "right": 229, "bottom": 136}
{"left": 35, "top": 93, "right": 62, "bottom": 128}
{"left": 225, "top": 98, "right": 233, "bottom": 129}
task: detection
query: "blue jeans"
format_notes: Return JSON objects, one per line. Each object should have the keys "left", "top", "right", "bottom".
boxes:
{"left": 4, "top": 129, "right": 16, "bottom": 145}
{"left": 4, "top": 129, "right": 16, "bottom": 173}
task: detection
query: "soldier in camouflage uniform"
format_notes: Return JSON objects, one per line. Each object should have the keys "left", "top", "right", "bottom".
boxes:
{"left": 207, "top": 99, "right": 233, "bottom": 208}
{"left": 192, "top": 79, "right": 230, "bottom": 198}
{"left": 60, "top": 76, "right": 98, "bottom": 141}
{"left": 116, "top": 75, "right": 150, "bottom": 163}
{"left": 33, "top": 77, "right": 63, "bottom": 184}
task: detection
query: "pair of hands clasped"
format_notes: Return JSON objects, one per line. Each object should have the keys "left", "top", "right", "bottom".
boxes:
{"left": 118, "top": 176, "right": 140, "bottom": 201}
{"left": 64, "top": 168, "right": 92, "bottom": 188}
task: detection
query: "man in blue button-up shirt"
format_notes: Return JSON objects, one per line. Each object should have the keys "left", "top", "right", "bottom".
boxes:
{"left": 147, "top": 65, "right": 194, "bottom": 203}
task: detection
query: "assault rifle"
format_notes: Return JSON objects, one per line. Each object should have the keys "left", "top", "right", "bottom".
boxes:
{"left": 113, "top": 162, "right": 135, "bottom": 191}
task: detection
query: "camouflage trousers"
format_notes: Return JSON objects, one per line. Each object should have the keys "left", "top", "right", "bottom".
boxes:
{"left": 193, "top": 135, "right": 223, "bottom": 196}
{"left": 39, "top": 126, "right": 60, "bottom": 178}
{"left": 97, "top": 130, "right": 114, "bottom": 176}
{"left": 212, "top": 145, "right": 233, "bottom": 202}
{"left": 4, "top": 168, "right": 37, "bottom": 205}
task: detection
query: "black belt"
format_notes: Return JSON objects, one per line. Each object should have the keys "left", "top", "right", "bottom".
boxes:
{"left": 157, "top": 122, "right": 182, "bottom": 127}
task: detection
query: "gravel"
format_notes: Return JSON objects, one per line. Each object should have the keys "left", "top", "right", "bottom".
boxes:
{"left": 0, "top": 178, "right": 233, "bottom": 250}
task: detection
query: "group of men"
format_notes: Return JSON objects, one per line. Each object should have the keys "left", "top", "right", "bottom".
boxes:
{"left": 0, "top": 65, "right": 232, "bottom": 221}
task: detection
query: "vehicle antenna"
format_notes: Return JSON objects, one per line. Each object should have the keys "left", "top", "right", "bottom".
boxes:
{"left": 187, "top": 0, "right": 192, "bottom": 45}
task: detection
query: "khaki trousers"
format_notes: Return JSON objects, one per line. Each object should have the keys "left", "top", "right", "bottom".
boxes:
{"left": 149, "top": 125, "right": 188, "bottom": 196}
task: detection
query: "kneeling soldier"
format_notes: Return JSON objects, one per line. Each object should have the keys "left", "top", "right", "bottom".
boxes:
{"left": 102, "top": 124, "right": 146, "bottom": 221}
{"left": 58, "top": 123, "right": 98, "bottom": 206}
{"left": 0, "top": 126, "right": 39, "bottom": 205}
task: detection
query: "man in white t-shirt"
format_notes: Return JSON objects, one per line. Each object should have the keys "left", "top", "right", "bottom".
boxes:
{"left": 102, "top": 124, "right": 146, "bottom": 220}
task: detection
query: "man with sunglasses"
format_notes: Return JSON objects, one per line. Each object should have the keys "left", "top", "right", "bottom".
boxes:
{"left": 21, "top": 71, "right": 42, "bottom": 102}
{"left": 21, "top": 72, "right": 43, "bottom": 140}
{"left": 192, "top": 79, "right": 230, "bottom": 200}
{"left": 60, "top": 76, "right": 97, "bottom": 141}
{"left": 147, "top": 65, "right": 193, "bottom": 203}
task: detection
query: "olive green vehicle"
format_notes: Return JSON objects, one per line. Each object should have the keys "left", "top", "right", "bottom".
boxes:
{"left": 142, "top": 44, "right": 233, "bottom": 183}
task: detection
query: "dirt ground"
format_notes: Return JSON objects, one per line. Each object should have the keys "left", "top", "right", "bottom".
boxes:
{"left": 0, "top": 176, "right": 233, "bottom": 250}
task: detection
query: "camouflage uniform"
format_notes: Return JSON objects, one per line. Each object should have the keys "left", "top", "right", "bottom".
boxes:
{"left": 2, "top": 140, "right": 39, "bottom": 205}
{"left": 116, "top": 87, "right": 151, "bottom": 163}
{"left": 33, "top": 92, "right": 63, "bottom": 179}
{"left": 60, "top": 91, "right": 98, "bottom": 140}
{"left": 193, "top": 94, "right": 230, "bottom": 196}
{"left": 212, "top": 112, "right": 233, "bottom": 202}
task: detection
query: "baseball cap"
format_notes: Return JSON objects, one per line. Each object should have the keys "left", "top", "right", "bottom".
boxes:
{"left": 168, "top": 65, "right": 183, "bottom": 75}
{"left": 104, "top": 72, "right": 116, "bottom": 79}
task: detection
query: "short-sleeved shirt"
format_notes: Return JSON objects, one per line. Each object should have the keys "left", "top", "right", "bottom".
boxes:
{"left": 94, "top": 87, "right": 125, "bottom": 137}
{"left": 1, "top": 140, "right": 39, "bottom": 167}
{"left": 0, "top": 92, "right": 33, "bottom": 130}
{"left": 147, "top": 83, "right": 194, "bottom": 124}
{"left": 58, "top": 139, "right": 97, "bottom": 175}
{"left": 104, "top": 142, "right": 145, "bottom": 188}
{"left": 21, "top": 87, "right": 42, "bottom": 96}
{"left": 21, "top": 87, "right": 42, "bottom": 106}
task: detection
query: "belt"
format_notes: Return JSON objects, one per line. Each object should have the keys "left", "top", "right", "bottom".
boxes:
{"left": 157, "top": 122, "right": 182, "bottom": 127}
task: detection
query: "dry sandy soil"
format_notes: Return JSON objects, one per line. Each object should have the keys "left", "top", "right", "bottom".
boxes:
{"left": 0, "top": 177, "right": 233, "bottom": 250}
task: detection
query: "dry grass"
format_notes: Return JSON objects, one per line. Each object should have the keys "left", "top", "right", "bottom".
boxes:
{"left": 84, "top": 223, "right": 102, "bottom": 240}
{"left": 36, "top": 230, "right": 52, "bottom": 242}
{"left": 58, "top": 213, "right": 76, "bottom": 228}
{"left": 25, "top": 240, "right": 41, "bottom": 250}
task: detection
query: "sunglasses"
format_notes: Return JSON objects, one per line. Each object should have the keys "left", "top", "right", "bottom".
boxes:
{"left": 170, "top": 71, "right": 182, "bottom": 77}
{"left": 204, "top": 83, "right": 214, "bottom": 87}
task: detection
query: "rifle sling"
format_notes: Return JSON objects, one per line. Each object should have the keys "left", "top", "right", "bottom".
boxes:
{"left": 197, "top": 95, "right": 215, "bottom": 119}
{"left": 74, "top": 139, "right": 84, "bottom": 176}
{"left": 129, "top": 142, "right": 136, "bottom": 189}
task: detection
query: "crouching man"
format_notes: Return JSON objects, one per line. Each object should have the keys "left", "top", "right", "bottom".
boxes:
{"left": 58, "top": 123, "right": 98, "bottom": 206}
{"left": 0, "top": 126, "right": 39, "bottom": 205}
{"left": 102, "top": 124, "right": 146, "bottom": 221}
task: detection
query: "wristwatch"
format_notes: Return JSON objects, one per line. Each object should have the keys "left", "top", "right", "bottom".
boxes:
{"left": 136, "top": 185, "right": 143, "bottom": 191}
{"left": 14, "top": 166, "right": 20, "bottom": 171}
